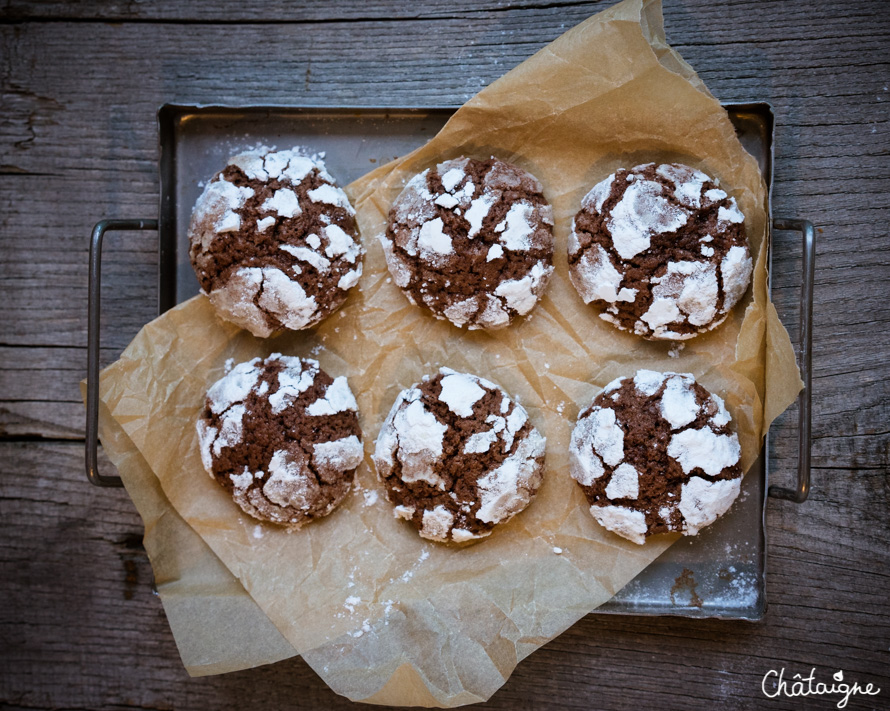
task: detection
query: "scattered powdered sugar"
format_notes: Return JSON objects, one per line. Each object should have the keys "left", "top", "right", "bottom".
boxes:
{"left": 362, "top": 489, "right": 379, "bottom": 507}
{"left": 552, "top": 546, "right": 563, "bottom": 554}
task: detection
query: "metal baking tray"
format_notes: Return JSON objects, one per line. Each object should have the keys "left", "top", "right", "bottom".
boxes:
{"left": 86, "top": 103, "right": 813, "bottom": 621}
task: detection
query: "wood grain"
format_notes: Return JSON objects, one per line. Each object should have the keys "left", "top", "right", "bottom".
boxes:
{"left": 1, "top": 0, "right": 888, "bottom": 708}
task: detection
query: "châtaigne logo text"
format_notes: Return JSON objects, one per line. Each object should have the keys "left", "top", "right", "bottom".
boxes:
{"left": 761, "top": 668, "right": 880, "bottom": 708}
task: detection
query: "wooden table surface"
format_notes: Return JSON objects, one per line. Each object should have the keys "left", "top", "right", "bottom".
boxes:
{"left": 2, "top": 0, "right": 888, "bottom": 708}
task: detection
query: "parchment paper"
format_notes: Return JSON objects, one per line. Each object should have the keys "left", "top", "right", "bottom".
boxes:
{"left": 94, "top": 0, "right": 802, "bottom": 705}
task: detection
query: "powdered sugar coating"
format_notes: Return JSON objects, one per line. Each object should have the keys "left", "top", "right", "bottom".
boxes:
{"left": 570, "top": 370, "right": 742, "bottom": 543}
{"left": 569, "top": 162, "right": 753, "bottom": 340}
{"left": 189, "top": 147, "right": 364, "bottom": 337}
{"left": 196, "top": 354, "right": 363, "bottom": 528}
{"left": 381, "top": 156, "right": 555, "bottom": 330}
{"left": 373, "top": 368, "right": 546, "bottom": 543}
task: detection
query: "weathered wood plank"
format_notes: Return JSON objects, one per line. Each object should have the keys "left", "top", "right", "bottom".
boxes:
{"left": 2, "top": 443, "right": 887, "bottom": 709}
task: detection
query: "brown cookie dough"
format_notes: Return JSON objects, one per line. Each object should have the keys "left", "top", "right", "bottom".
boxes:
{"left": 380, "top": 157, "right": 555, "bottom": 330}
{"left": 568, "top": 162, "right": 753, "bottom": 340}
{"left": 189, "top": 148, "right": 363, "bottom": 337}
{"left": 373, "top": 368, "right": 546, "bottom": 543}
{"left": 569, "top": 370, "right": 742, "bottom": 544}
{"left": 196, "top": 354, "right": 363, "bottom": 528}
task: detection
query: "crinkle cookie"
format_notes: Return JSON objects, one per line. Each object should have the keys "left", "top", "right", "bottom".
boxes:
{"left": 569, "top": 370, "right": 742, "bottom": 544}
{"left": 380, "top": 157, "right": 555, "bottom": 330}
{"left": 196, "top": 354, "right": 363, "bottom": 528}
{"left": 189, "top": 147, "right": 363, "bottom": 337}
{"left": 373, "top": 368, "right": 546, "bottom": 543}
{"left": 568, "top": 162, "right": 752, "bottom": 340}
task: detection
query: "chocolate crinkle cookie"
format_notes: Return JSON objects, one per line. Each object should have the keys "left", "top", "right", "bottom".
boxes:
{"left": 196, "top": 354, "right": 364, "bottom": 528}
{"left": 569, "top": 370, "right": 742, "bottom": 544}
{"left": 380, "top": 157, "right": 555, "bottom": 330}
{"left": 373, "top": 368, "right": 546, "bottom": 543}
{"left": 568, "top": 162, "right": 753, "bottom": 340}
{"left": 188, "top": 147, "right": 363, "bottom": 338}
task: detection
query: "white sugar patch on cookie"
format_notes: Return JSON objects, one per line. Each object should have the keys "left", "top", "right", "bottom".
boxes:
{"left": 587, "top": 406, "right": 625, "bottom": 466}
{"left": 475, "top": 428, "right": 545, "bottom": 524}
{"left": 434, "top": 193, "right": 459, "bottom": 209}
{"left": 213, "top": 403, "right": 247, "bottom": 456}
{"left": 720, "top": 245, "right": 753, "bottom": 311}
{"left": 704, "top": 188, "right": 727, "bottom": 202}
{"left": 323, "top": 224, "right": 358, "bottom": 261}
{"left": 308, "top": 184, "right": 355, "bottom": 214}
{"left": 417, "top": 217, "right": 454, "bottom": 257}
{"left": 659, "top": 374, "right": 699, "bottom": 429}
{"left": 668, "top": 427, "right": 741, "bottom": 476}
{"left": 256, "top": 267, "right": 319, "bottom": 330}
{"left": 494, "top": 261, "right": 551, "bottom": 315}
{"left": 279, "top": 243, "right": 331, "bottom": 272}
{"left": 607, "top": 180, "right": 689, "bottom": 260}
{"left": 605, "top": 462, "right": 640, "bottom": 500}
{"left": 718, "top": 200, "right": 745, "bottom": 225}
{"left": 338, "top": 264, "right": 362, "bottom": 290}
{"left": 582, "top": 173, "right": 615, "bottom": 214}
{"left": 465, "top": 194, "right": 496, "bottom": 237}
{"left": 312, "top": 435, "right": 364, "bottom": 472}
{"left": 263, "top": 450, "right": 315, "bottom": 509}
{"left": 591, "top": 505, "right": 647, "bottom": 545}
{"left": 678, "top": 476, "right": 741, "bottom": 535}
{"left": 196, "top": 180, "right": 254, "bottom": 237}
{"left": 440, "top": 167, "right": 465, "bottom": 193}
{"left": 571, "top": 243, "right": 636, "bottom": 304}
{"left": 709, "top": 394, "right": 731, "bottom": 427}
{"left": 633, "top": 370, "right": 665, "bottom": 397}
{"left": 643, "top": 261, "right": 718, "bottom": 334}
{"left": 268, "top": 359, "right": 319, "bottom": 414}
{"left": 306, "top": 376, "right": 358, "bottom": 416}
{"left": 421, "top": 505, "right": 455, "bottom": 541}
{"left": 438, "top": 369, "right": 486, "bottom": 417}
{"left": 494, "top": 202, "right": 535, "bottom": 251}
{"left": 256, "top": 216, "right": 276, "bottom": 233}
{"left": 656, "top": 163, "right": 709, "bottom": 209}
{"left": 262, "top": 188, "right": 302, "bottom": 218}
{"left": 390, "top": 397, "right": 448, "bottom": 490}
{"left": 206, "top": 359, "right": 262, "bottom": 414}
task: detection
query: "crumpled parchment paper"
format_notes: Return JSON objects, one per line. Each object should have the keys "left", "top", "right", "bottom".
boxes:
{"left": 91, "top": 0, "right": 802, "bottom": 705}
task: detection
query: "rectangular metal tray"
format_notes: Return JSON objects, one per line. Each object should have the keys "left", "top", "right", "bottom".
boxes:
{"left": 88, "top": 102, "right": 813, "bottom": 622}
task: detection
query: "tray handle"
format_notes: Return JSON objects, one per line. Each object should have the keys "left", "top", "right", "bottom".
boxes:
{"left": 86, "top": 219, "right": 159, "bottom": 487}
{"left": 767, "top": 217, "right": 815, "bottom": 503}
